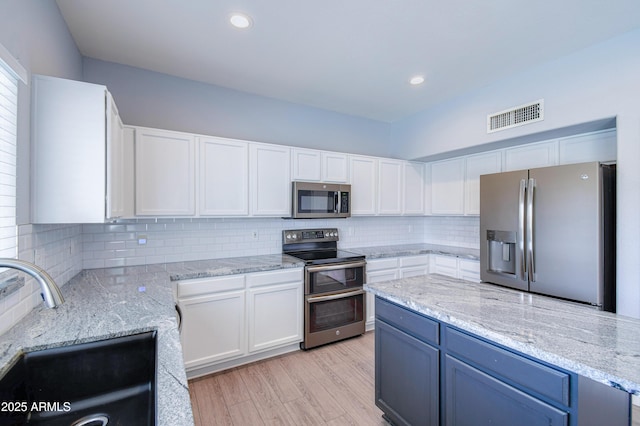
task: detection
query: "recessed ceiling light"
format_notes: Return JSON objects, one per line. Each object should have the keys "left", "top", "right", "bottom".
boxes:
{"left": 229, "top": 13, "right": 252, "bottom": 29}
{"left": 409, "top": 75, "right": 425, "bottom": 85}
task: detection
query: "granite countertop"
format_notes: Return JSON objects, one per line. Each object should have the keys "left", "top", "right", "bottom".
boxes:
{"left": 347, "top": 243, "right": 479, "bottom": 260}
{"left": 0, "top": 254, "right": 304, "bottom": 425}
{"left": 164, "top": 253, "right": 304, "bottom": 281}
{"left": 365, "top": 274, "right": 640, "bottom": 396}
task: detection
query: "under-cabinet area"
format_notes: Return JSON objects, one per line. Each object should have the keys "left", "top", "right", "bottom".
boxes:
{"left": 366, "top": 275, "right": 640, "bottom": 426}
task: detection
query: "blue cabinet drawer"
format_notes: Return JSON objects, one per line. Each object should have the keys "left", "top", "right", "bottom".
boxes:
{"left": 376, "top": 297, "right": 439, "bottom": 345}
{"left": 445, "top": 327, "right": 570, "bottom": 406}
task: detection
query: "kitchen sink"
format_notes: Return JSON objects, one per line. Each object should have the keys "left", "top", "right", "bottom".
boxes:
{"left": 0, "top": 330, "right": 157, "bottom": 425}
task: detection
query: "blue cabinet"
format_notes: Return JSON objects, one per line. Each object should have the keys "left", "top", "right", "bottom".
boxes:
{"left": 445, "top": 355, "right": 568, "bottom": 426}
{"left": 376, "top": 320, "right": 439, "bottom": 426}
{"left": 374, "top": 296, "right": 631, "bottom": 426}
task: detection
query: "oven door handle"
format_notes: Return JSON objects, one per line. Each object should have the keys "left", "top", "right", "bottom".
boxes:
{"left": 307, "top": 289, "right": 365, "bottom": 303}
{"left": 305, "top": 260, "right": 367, "bottom": 274}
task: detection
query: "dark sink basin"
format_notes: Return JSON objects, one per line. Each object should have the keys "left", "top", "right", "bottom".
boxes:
{"left": 0, "top": 330, "right": 157, "bottom": 426}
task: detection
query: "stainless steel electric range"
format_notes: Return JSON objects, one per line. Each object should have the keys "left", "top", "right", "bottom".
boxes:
{"left": 283, "top": 228, "right": 366, "bottom": 349}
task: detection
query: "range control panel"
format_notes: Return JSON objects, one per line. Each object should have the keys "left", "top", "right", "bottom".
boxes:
{"left": 283, "top": 228, "right": 339, "bottom": 244}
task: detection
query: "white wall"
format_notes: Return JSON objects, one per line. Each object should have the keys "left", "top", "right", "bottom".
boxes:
{"left": 82, "top": 58, "right": 393, "bottom": 158}
{"left": 391, "top": 29, "right": 640, "bottom": 319}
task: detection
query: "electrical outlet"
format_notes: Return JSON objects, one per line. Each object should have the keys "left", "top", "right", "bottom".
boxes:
{"left": 138, "top": 235, "right": 148, "bottom": 245}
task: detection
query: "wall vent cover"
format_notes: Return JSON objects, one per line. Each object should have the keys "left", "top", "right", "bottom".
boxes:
{"left": 487, "top": 99, "right": 544, "bottom": 133}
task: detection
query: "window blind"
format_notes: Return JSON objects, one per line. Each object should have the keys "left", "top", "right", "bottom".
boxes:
{"left": 0, "top": 61, "right": 18, "bottom": 259}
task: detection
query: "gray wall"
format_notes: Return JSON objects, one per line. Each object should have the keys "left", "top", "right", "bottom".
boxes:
{"left": 0, "top": 0, "right": 83, "bottom": 224}
{"left": 82, "top": 58, "right": 392, "bottom": 158}
{"left": 0, "top": 1, "right": 85, "bottom": 332}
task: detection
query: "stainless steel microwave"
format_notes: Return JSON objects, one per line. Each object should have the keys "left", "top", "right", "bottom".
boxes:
{"left": 291, "top": 182, "right": 351, "bottom": 219}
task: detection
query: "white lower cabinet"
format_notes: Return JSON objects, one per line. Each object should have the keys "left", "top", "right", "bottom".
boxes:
{"left": 430, "top": 255, "right": 459, "bottom": 278}
{"left": 247, "top": 270, "right": 303, "bottom": 353}
{"left": 430, "top": 255, "right": 481, "bottom": 282}
{"left": 177, "top": 275, "right": 246, "bottom": 370}
{"left": 177, "top": 268, "right": 303, "bottom": 378}
{"left": 458, "top": 259, "right": 481, "bottom": 282}
{"left": 365, "top": 254, "right": 480, "bottom": 330}
{"left": 366, "top": 258, "right": 400, "bottom": 330}
{"left": 399, "top": 255, "right": 430, "bottom": 278}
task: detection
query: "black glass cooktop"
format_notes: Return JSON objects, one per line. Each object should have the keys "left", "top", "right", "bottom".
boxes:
{"left": 286, "top": 249, "right": 365, "bottom": 265}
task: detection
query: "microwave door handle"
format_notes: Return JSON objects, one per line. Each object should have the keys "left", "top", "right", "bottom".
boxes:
{"left": 335, "top": 192, "right": 340, "bottom": 213}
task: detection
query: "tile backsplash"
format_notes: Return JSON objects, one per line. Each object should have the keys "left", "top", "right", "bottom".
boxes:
{"left": 0, "top": 224, "right": 83, "bottom": 335}
{"left": 81, "top": 216, "right": 430, "bottom": 268}
{"left": 423, "top": 216, "right": 479, "bottom": 248}
{"left": 0, "top": 215, "right": 480, "bottom": 334}
{"left": 81, "top": 216, "right": 480, "bottom": 268}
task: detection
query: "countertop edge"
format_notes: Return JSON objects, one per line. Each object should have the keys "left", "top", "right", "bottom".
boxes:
{"left": 347, "top": 243, "right": 479, "bottom": 261}
{"left": 365, "top": 282, "right": 640, "bottom": 396}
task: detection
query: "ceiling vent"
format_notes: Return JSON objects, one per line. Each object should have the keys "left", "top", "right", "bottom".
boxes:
{"left": 487, "top": 99, "right": 544, "bottom": 133}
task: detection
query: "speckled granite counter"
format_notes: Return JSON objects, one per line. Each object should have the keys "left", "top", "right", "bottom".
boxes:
{"left": 0, "top": 254, "right": 303, "bottom": 425}
{"left": 365, "top": 274, "right": 640, "bottom": 396}
{"left": 348, "top": 243, "right": 479, "bottom": 260}
{"left": 165, "top": 254, "right": 304, "bottom": 281}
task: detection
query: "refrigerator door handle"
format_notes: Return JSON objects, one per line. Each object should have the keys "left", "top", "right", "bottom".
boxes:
{"left": 526, "top": 178, "right": 536, "bottom": 282}
{"left": 518, "top": 179, "right": 527, "bottom": 281}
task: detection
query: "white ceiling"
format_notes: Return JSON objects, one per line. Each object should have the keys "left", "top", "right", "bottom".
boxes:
{"left": 55, "top": 0, "right": 640, "bottom": 122}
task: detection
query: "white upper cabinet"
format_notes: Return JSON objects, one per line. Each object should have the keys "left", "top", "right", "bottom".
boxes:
{"left": 403, "top": 162, "right": 425, "bottom": 215}
{"left": 378, "top": 159, "right": 403, "bottom": 215}
{"left": 107, "top": 96, "right": 135, "bottom": 219}
{"left": 558, "top": 129, "right": 616, "bottom": 165}
{"left": 464, "top": 151, "right": 502, "bottom": 215}
{"left": 349, "top": 155, "right": 378, "bottom": 215}
{"left": 250, "top": 143, "right": 291, "bottom": 216}
{"left": 424, "top": 163, "right": 432, "bottom": 215}
{"left": 291, "top": 148, "right": 348, "bottom": 183}
{"left": 321, "top": 151, "right": 349, "bottom": 183}
{"left": 503, "top": 140, "right": 558, "bottom": 171}
{"left": 291, "top": 148, "right": 321, "bottom": 181}
{"left": 200, "top": 137, "right": 249, "bottom": 216}
{"left": 31, "top": 75, "right": 132, "bottom": 223}
{"left": 430, "top": 157, "right": 465, "bottom": 215}
{"left": 135, "top": 127, "right": 196, "bottom": 216}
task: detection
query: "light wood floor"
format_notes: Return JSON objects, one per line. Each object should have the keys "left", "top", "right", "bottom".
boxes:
{"left": 188, "top": 331, "right": 640, "bottom": 426}
{"left": 188, "top": 331, "right": 386, "bottom": 426}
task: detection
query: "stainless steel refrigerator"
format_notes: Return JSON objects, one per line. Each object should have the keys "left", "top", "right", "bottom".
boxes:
{"left": 480, "top": 161, "right": 616, "bottom": 311}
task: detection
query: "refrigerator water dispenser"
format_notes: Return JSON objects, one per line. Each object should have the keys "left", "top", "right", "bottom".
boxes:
{"left": 486, "top": 230, "right": 516, "bottom": 275}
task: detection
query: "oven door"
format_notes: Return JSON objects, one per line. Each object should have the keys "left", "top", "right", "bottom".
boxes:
{"left": 303, "top": 289, "right": 365, "bottom": 349}
{"left": 305, "top": 260, "right": 366, "bottom": 295}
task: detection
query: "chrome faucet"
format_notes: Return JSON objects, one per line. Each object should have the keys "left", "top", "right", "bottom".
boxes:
{"left": 0, "top": 258, "right": 64, "bottom": 308}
